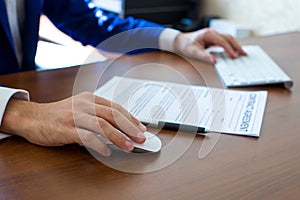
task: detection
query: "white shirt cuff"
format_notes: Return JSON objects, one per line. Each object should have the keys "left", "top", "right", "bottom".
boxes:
{"left": 0, "top": 87, "right": 29, "bottom": 139}
{"left": 159, "top": 28, "right": 181, "bottom": 52}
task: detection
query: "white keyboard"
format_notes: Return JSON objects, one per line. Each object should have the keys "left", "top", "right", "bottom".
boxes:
{"left": 208, "top": 45, "right": 293, "bottom": 88}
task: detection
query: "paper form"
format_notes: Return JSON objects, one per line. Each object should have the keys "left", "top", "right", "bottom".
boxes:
{"left": 94, "top": 76, "right": 268, "bottom": 137}
{"left": 35, "top": 41, "right": 107, "bottom": 70}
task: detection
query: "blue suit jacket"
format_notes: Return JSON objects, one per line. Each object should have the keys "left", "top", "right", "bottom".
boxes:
{"left": 0, "top": 0, "right": 164, "bottom": 75}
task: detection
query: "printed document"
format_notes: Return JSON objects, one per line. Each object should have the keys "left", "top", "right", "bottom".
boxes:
{"left": 35, "top": 41, "right": 107, "bottom": 69}
{"left": 94, "top": 76, "right": 268, "bottom": 137}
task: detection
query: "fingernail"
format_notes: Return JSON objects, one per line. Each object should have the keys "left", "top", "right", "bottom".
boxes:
{"left": 125, "top": 140, "right": 134, "bottom": 151}
{"left": 103, "top": 148, "right": 111, "bottom": 157}
{"left": 138, "top": 123, "right": 147, "bottom": 131}
{"left": 137, "top": 132, "right": 146, "bottom": 140}
{"left": 209, "top": 55, "right": 216, "bottom": 64}
{"left": 211, "top": 56, "right": 217, "bottom": 64}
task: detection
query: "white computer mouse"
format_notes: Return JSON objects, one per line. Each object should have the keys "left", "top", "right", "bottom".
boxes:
{"left": 131, "top": 131, "right": 162, "bottom": 153}
{"left": 101, "top": 131, "right": 162, "bottom": 153}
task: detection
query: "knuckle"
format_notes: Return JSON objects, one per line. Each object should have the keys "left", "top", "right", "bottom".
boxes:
{"left": 225, "top": 34, "right": 234, "bottom": 40}
{"left": 82, "top": 91, "right": 93, "bottom": 96}
{"left": 113, "top": 102, "right": 122, "bottom": 110}
{"left": 203, "top": 28, "right": 215, "bottom": 34}
{"left": 97, "top": 118, "right": 108, "bottom": 129}
{"left": 105, "top": 107, "right": 119, "bottom": 122}
{"left": 218, "top": 37, "right": 228, "bottom": 45}
{"left": 73, "top": 112, "right": 86, "bottom": 122}
{"left": 73, "top": 97, "right": 87, "bottom": 107}
{"left": 105, "top": 107, "right": 114, "bottom": 120}
{"left": 79, "top": 92, "right": 94, "bottom": 100}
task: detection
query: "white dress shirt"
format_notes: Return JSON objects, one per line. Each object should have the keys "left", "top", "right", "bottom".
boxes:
{"left": 159, "top": 28, "right": 181, "bottom": 53}
{"left": 5, "top": 0, "right": 24, "bottom": 66}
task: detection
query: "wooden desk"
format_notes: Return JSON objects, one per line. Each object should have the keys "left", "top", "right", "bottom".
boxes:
{"left": 0, "top": 32, "right": 299, "bottom": 200}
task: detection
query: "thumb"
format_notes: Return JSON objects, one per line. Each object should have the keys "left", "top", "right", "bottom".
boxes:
{"left": 184, "top": 44, "right": 215, "bottom": 64}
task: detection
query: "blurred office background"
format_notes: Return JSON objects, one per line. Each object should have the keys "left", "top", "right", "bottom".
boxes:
{"left": 37, "top": 0, "right": 300, "bottom": 69}
{"left": 201, "top": 0, "right": 300, "bottom": 36}
{"left": 39, "top": 0, "right": 300, "bottom": 43}
{"left": 91, "top": 0, "right": 300, "bottom": 36}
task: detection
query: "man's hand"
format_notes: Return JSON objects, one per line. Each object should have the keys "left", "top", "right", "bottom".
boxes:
{"left": 174, "top": 28, "right": 247, "bottom": 63}
{"left": 0, "top": 92, "right": 146, "bottom": 156}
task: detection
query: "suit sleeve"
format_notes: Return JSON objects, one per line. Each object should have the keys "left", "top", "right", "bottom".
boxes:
{"left": 42, "top": 0, "right": 165, "bottom": 54}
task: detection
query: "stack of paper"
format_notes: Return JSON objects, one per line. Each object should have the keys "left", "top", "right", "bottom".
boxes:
{"left": 94, "top": 76, "right": 268, "bottom": 137}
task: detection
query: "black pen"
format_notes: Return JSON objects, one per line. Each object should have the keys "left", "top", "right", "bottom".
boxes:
{"left": 141, "top": 120, "right": 207, "bottom": 134}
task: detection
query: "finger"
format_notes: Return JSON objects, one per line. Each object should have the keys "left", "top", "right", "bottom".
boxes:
{"left": 222, "top": 34, "right": 247, "bottom": 56}
{"left": 96, "top": 118, "right": 135, "bottom": 152}
{"left": 94, "top": 105, "right": 146, "bottom": 143}
{"left": 209, "top": 54, "right": 217, "bottom": 64}
{"left": 213, "top": 35, "right": 239, "bottom": 59}
{"left": 73, "top": 93, "right": 145, "bottom": 143}
{"left": 75, "top": 114, "right": 135, "bottom": 152}
{"left": 201, "top": 30, "right": 239, "bottom": 59}
{"left": 76, "top": 128, "right": 111, "bottom": 156}
{"left": 94, "top": 96, "right": 146, "bottom": 132}
{"left": 185, "top": 44, "right": 215, "bottom": 64}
